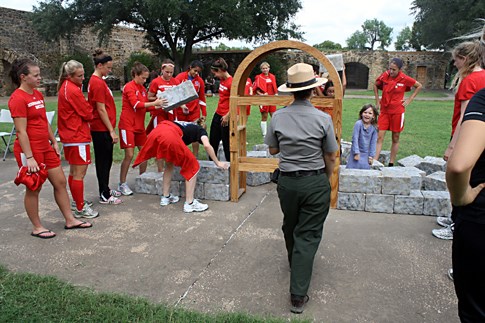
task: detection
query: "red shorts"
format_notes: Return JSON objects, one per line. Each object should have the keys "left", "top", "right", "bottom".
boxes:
{"left": 14, "top": 141, "right": 61, "bottom": 169}
{"left": 119, "top": 129, "right": 147, "bottom": 149}
{"left": 259, "top": 105, "right": 276, "bottom": 113}
{"left": 378, "top": 112, "right": 405, "bottom": 133}
{"left": 63, "top": 144, "right": 91, "bottom": 165}
{"left": 315, "top": 106, "right": 333, "bottom": 118}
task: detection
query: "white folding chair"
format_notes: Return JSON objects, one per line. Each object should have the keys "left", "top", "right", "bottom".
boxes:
{"left": 46, "top": 110, "right": 63, "bottom": 154}
{"left": 0, "top": 109, "right": 15, "bottom": 161}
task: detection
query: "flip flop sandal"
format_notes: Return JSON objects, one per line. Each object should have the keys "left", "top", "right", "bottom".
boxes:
{"left": 64, "top": 221, "right": 93, "bottom": 230}
{"left": 31, "top": 230, "right": 56, "bottom": 239}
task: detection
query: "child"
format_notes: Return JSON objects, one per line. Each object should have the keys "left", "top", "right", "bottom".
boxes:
{"left": 346, "top": 104, "right": 378, "bottom": 169}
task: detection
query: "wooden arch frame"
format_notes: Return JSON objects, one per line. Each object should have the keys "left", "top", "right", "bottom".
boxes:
{"left": 228, "top": 40, "right": 343, "bottom": 207}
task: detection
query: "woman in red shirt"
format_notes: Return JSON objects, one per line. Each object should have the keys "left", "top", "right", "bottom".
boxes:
{"left": 373, "top": 58, "right": 422, "bottom": 166}
{"left": 118, "top": 62, "right": 166, "bottom": 195}
{"left": 88, "top": 49, "right": 122, "bottom": 205}
{"left": 8, "top": 58, "right": 92, "bottom": 238}
{"left": 175, "top": 60, "right": 207, "bottom": 156}
{"left": 208, "top": 58, "right": 232, "bottom": 162}
{"left": 253, "top": 62, "right": 278, "bottom": 137}
{"left": 444, "top": 40, "right": 485, "bottom": 161}
{"left": 58, "top": 60, "right": 98, "bottom": 218}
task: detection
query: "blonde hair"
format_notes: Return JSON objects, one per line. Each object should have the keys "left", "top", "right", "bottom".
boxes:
{"left": 260, "top": 61, "right": 270, "bottom": 69}
{"left": 57, "top": 60, "right": 83, "bottom": 91}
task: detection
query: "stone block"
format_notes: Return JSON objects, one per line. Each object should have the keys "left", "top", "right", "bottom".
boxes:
{"left": 422, "top": 191, "right": 451, "bottom": 216}
{"left": 339, "top": 168, "right": 382, "bottom": 193}
{"left": 337, "top": 192, "right": 365, "bottom": 211}
{"left": 424, "top": 171, "right": 448, "bottom": 191}
{"left": 246, "top": 172, "right": 271, "bottom": 186}
{"left": 394, "top": 190, "right": 424, "bottom": 215}
{"left": 196, "top": 160, "right": 230, "bottom": 184}
{"left": 247, "top": 151, "right": 269, "bottom": 158}
{"left": 252, "top": 144, "right": 269, "bottom": 152}
{"left": 179, "top": 181, "right": 205, "bottom": 199}
{"left": 156, "top": 178, "right": 181, "bottom": 197}
{"left": 397, "top": 155, "right": 424, "bottom": 168}
{"left": 381, "top": 168, "right": 412, "bottom": 195}
{"left": 172, "top": 166, "right": 185, "bottom": 181}
{"left": 217, "top": 141, "right": 227, "bottom": 161}
{"left": 371, "top": 159, "right": 384, "bottom": 170}
{"left": 365, "top": 194, "right": 394, "bottom": 213}
{"left": 204, "top": 183, "right": 230, "bottom": 201}
{"left": 378, "top": 150, "right": 390, "bottom": 165}
{"left": 416, "top": 156, "right": 447, "bottom": 175}
{"left": 381, "top": 167, "right": 425, "bottom": 190}
{"left": 134, "top": 172, "right": 162, "bottom": 194}
{"left": 340, "top": 140, "right": 351, "bottom": 165}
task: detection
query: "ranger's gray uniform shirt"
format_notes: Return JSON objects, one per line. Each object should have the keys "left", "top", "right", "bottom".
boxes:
{"left": 264, "top": 99, "right": 338, "bottom": 172}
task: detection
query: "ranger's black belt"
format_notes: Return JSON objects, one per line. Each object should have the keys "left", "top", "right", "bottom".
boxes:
{"left": 280, "top": 168, "right": 325, "bottom": 177}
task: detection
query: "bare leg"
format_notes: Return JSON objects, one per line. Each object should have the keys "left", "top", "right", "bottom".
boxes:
{"left": 24, "top": 188, "right": 53, "bottom": 236}
{"left": 390, "top": 132, "right": 401, "bottom": 164}
{"left": 162, "top": 161, "right": 173, "bottom": 196}
{"left": 375, "top": 130, "right": 387, "bottom": 163}
{"left": 260, "top": 111, "right": 269, "bottom": 137}
{"left": 70, "top": 164, "right": 88, "bottom": 181}
{"left": 48, "top": 166, "right": 90, "bottom": 227}
{"left": 185, "top": 175, "right": 197, "bottom": 204}
{"left": 139, "top": 161, "right": 147, "bottom": 175}
{"left": 120, "top": 147, "right": 134, "bottom": 183}
{"left": 157, "top": 159, "right": 165, "bottom": 173}
{"left": 192, "top": 142, "right": 200, "bottom": 158}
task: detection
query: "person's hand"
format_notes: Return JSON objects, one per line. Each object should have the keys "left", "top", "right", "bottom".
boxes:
{"left": 221, "top": 114, "right": 229, "bottom": 126}
{"left": 26, "top": 156, "right": 39, "bottom": 173}
{"left": 153, "top": 98, "right": 166, "bottom": 109}
{"left": 182, "top": 105, "right": 189, "bottom": 115}
{"left": 443, "top": 146, "right": 452, "bottom": 161}
{"left": 217, "top": 161, "right": 229, "bottom": 170}
{"left": 354, "top": 153, "right": 360, "bottom": 161}
{"left": 368, "top": 157, "right": 373, "bottom": 165}
{"left": 402, "top": 98, "right": 411, "bottom": 107}
{"left": 453, "top": 183, "right": 485, "bottom": 206}
{"left": 110, "top": 130, "right": 119, "bottom": 144}
{"left": 52, "top": 140, "right": 61, "bottom": 156}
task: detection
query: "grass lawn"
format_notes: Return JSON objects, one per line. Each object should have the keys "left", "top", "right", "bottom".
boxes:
{"left": 345, "top": 89, "right": 452, "bottom": 98}
{"left": 0, "top": 93, "right": 452, "bottom": 162}
{"left": 0, "top": 265, "right": 302, "bottom": 323}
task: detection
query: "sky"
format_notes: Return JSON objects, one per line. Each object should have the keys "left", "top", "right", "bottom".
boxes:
{"left": 0, "top": 0, "right": 416, "bottom": 50}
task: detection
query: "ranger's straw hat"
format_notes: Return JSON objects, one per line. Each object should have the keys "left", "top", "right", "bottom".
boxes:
{"left": 278, "top": 63, "right": 327, "bottom": 92}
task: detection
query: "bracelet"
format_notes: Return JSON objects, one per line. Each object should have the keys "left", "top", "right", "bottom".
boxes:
{"left": 26, "top": 156, "right": 33, "bottom": 159}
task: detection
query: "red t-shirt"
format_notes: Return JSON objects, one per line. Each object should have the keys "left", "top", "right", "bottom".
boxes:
{"left": 8, "top": 88, "right": 51, "bottom": 151}
{"left": 148, "top": 76, "right": 180, "bottom": 120}
{"left": 254, "top": 73, "right": 277, "bottom": 95}
{"left": 216, "top": 76, "right": 233, "bottom": 116}
{"left": 119, "top": 80, "right": 153, "bottom": 133}
{"left": 376, "top": 71, "right": 416, "bottom": 114}
{"left": 88, "top": 74, "right": 117, "bottom": 131}
{"left": 175, "top": 71, "right": 207, "bottom": 121}
{"left": 451, "top": 70, "right": 485, "bottom": 135}
{"left": 57, "top": 79, "right": 93, "bottom": 143}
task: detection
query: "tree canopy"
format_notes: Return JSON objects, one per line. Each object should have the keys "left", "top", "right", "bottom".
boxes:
{"left": 346, "top": 19, "right": 393, "bottom": 50}
{"left": 32, "top": 0, "right": 303, "bottom": 69}
{"left": 313, "top": 40, "right": 342, "bottom": 51}
{"left": 411, "top": 0, "right": 485, "bottom": 49}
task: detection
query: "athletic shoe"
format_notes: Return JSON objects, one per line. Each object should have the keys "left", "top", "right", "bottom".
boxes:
{"left": 118, "top": 182, "right": 134, "bottom": 196}
{"left": 448, "top": 268, "right": 454, "bottom": 281}
{"left": 110, "top": 189, "right": 122, "bottom": 197}
{"left": 74, "top": 204, "right": 99, "bottom": 219}
{"left": 99, "top": 194, "right": 122, "bottom": 205}
{"left": 432, "top": 225, "right": 453, "bottom": 240}
{"left": 437, "top": 216, "right": 453, "bottom": 227}
{"left": 290, "top": 294, "right": 309, "bottom": 314}
{"left": 160, "top": 194, "right": 180, "bottom": 206}
{"left": 183, "top": 199, "right": 208, "bottom": 213}
{"left": 70, "top": 200, "right": 93, "bottom": 211}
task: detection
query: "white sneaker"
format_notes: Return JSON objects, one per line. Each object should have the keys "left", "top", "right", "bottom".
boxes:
{"left": 70, "top": 200, "right": 93, "bottom": 211}
{"left": 184, "top": 199, "right": 208, "bottom": 213}
{"left": 110, "top": 189, "right": 122, "bottom": 197}
{"left": 432, "top": 225, "right": 453, "bottom": 240}
{"left": 74, "top": 204, "right": 99, "bottom": 219}
{"left": 118, "top": 182, "right": 133, "bottom": 196}
{"left": 160, "top": 194, "right": 180, "bottom": 206}
{"left": 448, "top": 268, "right": 454, "bottom": 281}
{"left": 99, "top": 194, "right": 122, "bottom": 205}
{"left": 436, "top": 216, "right": 453, "bottom": 227}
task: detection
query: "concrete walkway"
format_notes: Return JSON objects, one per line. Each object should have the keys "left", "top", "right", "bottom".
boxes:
{"left": 0, "top": 156, "right": 458, "bottom": 322}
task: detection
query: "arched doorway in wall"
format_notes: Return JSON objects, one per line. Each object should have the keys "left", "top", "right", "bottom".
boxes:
{"left": 346, "top": 62, "right": 369, "bottom": 89}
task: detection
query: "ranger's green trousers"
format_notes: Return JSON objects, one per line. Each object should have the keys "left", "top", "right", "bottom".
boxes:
{"left": 277, "top": 173, "right": 331, "bottom": 296}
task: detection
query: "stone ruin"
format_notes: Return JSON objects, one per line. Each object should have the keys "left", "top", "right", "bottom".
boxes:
{"left": 134, "top": 142, "right": 451, "bottom": 217}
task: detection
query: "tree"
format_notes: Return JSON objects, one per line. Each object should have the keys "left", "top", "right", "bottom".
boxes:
{"left": 411, "top": 0, "right": 485, "bottom": 49}
{"left": 32, "top": 0, "right": 303, "bottom": 70}
{"left": 395, "top": 26, "right": 413, "bottom": 51}
{"left": 313, "top": 40, "right": 342, "bottom": 51}
{"left": 346, "top": 19, "right": 393, "bottom": 50}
